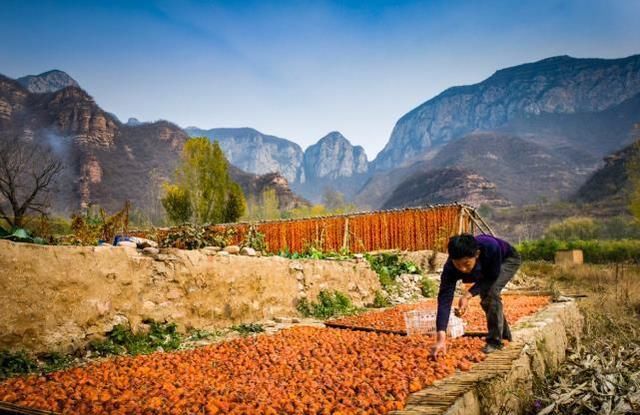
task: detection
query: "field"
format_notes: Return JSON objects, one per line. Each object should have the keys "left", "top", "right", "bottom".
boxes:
{"left": 0, "top": 294, "right": 553, "bottom": 415}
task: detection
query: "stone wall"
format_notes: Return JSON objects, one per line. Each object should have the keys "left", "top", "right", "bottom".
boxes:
{"left": 0, "top": 241, "right": 380, "bottom": 354}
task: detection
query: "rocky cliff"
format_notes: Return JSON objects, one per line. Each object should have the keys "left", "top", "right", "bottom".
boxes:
{"left": 357, "top": 133, "right": 586, "bottom": 208}
{"left": 185, "top": 127, "right": 304, "bottom": 184}
{"left": 302, "top": 131, "right": 368, "bottom": 181}
{"left": 228, "top": 166, "right": 309, "bottom": 211}
{"left": 17, "top": 69, "right": 80, "bottom": 93}
{"left": 574, "top": 137, "right": 640, "bottom": 206}
{"left": 0, "top": 74, "right": 306, "bottom": 219}
{"left": 373, "top": 54, "right": 640, "bottom": 171}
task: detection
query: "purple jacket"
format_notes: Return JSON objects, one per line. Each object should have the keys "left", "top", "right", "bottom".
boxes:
{"left": 435, "top": 235, "right": 515, "bottom": 332}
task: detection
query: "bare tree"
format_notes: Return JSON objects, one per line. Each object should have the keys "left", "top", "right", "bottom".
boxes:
{"left": 0, "top": 137, "right": 64, "bottom": 229}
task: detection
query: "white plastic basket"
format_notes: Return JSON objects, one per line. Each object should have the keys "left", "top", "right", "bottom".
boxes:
{"left": 404, "top": 310, "right": 437, "bottom": 336}
{"left": 403, "top": 310, "right": 465, "bottom": 338}
{"left": 448, "top": 314, "right": 465, "bottom": 338}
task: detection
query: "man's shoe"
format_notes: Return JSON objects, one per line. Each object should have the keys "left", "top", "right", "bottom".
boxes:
{"left": 482, "top": 343, "right": 504, "bottom": 354}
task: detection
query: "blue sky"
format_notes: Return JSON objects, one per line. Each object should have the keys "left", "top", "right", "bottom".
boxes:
{"left": 1, "top": 0, "right": 639, "bottom": 159}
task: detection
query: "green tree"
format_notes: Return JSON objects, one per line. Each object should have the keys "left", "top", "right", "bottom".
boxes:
{"left": 224, "top": 182, "right": 246, "bottom": 223}
{"left": 283, "top": 204, "right": 328, "bottom": 219}
{"left": 261, "top": 188, "right": 280, "bottom": 220}
{"left": 544, "top": 217, "right": 600, "bottom": 241}
{"left": 321, "top": 188, "right": 357, "bottom": 214}
{"left": 161, "top": 184, "right": 192, "bottom": 224}
{"left": 322, "top": 188, "right": 345, "bottom": 211}
{"left": 244, "top": 188, "right": 280, "bottom": 221}
{"left": 163, "top": 138, "right": 246, "bottom": 225}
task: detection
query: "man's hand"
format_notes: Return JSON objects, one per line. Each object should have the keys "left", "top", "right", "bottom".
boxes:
{"left": 457, "top": 292, "right": 473, "bottom": 316}
{"left": 430, "top": 331, "right": 447, "bottom": 358}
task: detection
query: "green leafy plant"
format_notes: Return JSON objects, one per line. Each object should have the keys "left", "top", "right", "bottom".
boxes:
{"left": 365, "top": 253, "right": 422, "bottom": 290}
{"left": 231, "top": 323, "right": 265, "bottom": 336}
{"left": 160, "top": 225, "right": 236, "bottom": 249}
{"left": 186, "top": 328, "right": 221, "bottom": 341}
{"left": 278, "top": 246, "right": 353, "bottom": 261}
{"left": 420, "top": 278, "right": 438, "bottom": 298}
{"left": 372, "top": 290, "right": 391, "bottom": 308}
{"left": 40, "top": 352, "right": 74, "bottom": 373}
{"left": 296, "top": 290, "right": 359, "bottom": 319}
{"left": 0, "top": 350, "right": 37, "bottom": 379}
{"left": 89, "top": 321, "right": 183, "bottom": 356}
{"left": 243, "top": 225, "right": 267, "bottom": 252}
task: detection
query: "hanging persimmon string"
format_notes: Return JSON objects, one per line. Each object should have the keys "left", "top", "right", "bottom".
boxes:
{"left": 197, "top": 204, "right": 470, "bottom": 254}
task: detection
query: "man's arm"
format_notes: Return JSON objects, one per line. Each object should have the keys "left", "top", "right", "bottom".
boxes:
{"left": 436, "top": 262, "right": 457, "bottom": 331}
{"left": 432, "top": 262, "right": 457, "bottom": 356}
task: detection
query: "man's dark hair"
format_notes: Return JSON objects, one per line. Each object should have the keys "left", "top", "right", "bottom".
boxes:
{"left": 447, "top": 233, "right": 478, "bottom": 259}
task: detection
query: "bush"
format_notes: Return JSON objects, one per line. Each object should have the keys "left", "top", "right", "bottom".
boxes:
{"left": 231, "top": 323, "right": 265, "bottom": 336}
{"left": 517, "top": 239, "right": 640, "bottom": 263}
{"left": 243, "top": 226, "right": 266, "bottom": 252}
{"left": 69, "top": 202, "right": 130, "bottom": 245}
{"left": 160, "top": 225, "right": 236, "bottom": 249}
{"left": 543, "top": 215, "right": 640, "bottom": 241}
{"left": 89, "top": 321, "right": 182, "bottom": 356}
{"left": 296, "top": 290, "right": 358, "bottom": 319}
{"left": 40, "top": 352, "right": 74, "bottom": 373}
{"left": 0, "top": 350, "right": 37, "bottom": 379}
{"left": 544, "top": 217, "right": 599, "bottom": 240}
{"left": 278, "top": 246, "right": 352, "bottom": 261}
{"left": 372, "top": 290, "right": 391, "bottom": 308}
{"left": 420, "top": 278, "right": 438, "bottom": 298}
{"left": 365, "top": 253, "right": 421, "bottom": 290}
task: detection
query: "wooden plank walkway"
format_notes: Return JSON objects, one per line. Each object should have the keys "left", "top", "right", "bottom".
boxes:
{"left": 0, "top": 402, "right": 59, "bottom": 415}
{"left": 390, "top": 342, "right": 525, "bottom": 415}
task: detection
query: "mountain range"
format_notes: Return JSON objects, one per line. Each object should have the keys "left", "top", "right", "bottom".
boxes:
{"left": 186, "top": 54, "right": 640, "bottom": 209}
{"left": 184, "top": 128, "right": 371, "bottom": 202}
{"left": 2, "top": 53, "right": 639, "bottom": 221}
{"left": 0, "top": 73, "right": 308, "bottom": 220}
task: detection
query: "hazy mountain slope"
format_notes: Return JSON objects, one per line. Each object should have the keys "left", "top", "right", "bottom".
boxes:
{"left": 185, "top": 127, "right": 303, "bottom": 183}
{"left": 381, "top": 167, "right": 509, "bottom": 209}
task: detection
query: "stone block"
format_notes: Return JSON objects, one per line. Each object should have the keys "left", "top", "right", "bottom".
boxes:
{"left": 554, "top": 249, "right": 583, "bottom": 265}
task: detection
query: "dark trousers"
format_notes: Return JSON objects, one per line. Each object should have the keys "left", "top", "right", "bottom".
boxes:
{"left": 479, "top": 252, "right": 522, "bottom": 346}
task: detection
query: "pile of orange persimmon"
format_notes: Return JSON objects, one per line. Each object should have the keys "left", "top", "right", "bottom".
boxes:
{"left": 331, "top": 295, "right": 550, "bottom": 333}
{"left": 0, "top": 327, "right": 485, "bottom": 415}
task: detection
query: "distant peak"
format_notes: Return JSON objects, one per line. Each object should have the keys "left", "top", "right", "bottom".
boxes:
{"left": 38, "top": 69, "right": 70, "bottom": 76}
{"left": 319, "top": 131, "right": 348, "bottom": 143}
{"left": 17, "top": 69, "right": 79, "bottom": 93}
{"left": 537, "top": 55, "right": 573, "bottom": 62}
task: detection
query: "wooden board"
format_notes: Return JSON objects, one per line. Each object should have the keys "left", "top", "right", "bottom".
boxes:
{"left": 0, "top": 402, "right": 60, "bottom": 415}
{"left": 324, "top": 321, "right": 488, "bottom": 338}
{"left": 390, "top": 342, "right": 526, "bottom": 415}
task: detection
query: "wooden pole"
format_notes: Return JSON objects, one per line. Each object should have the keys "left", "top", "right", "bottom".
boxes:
{"left": 342, "top": 217, "right": 350, "bottom": 251}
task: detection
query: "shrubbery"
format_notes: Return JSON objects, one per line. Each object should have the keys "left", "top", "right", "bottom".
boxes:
{"left": 296, "top": 290, "right": 358, "bottom": 319}
{"left": 365, "top": 253, "right": 421, "bottom": 289}
{"left": 420, "top": 278, "right": 438, "bottom": 298}
{"left": 517, "top": 239, "right": 640, "bottom": 263}
{"left": 544, "top": 216, "right": 640, "bottom": 240}
{"left": 89, "top": 321, "right": 182, "bottom": 356}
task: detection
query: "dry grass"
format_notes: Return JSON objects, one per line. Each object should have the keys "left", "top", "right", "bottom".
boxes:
{"left": 522, "top": 261, "right": 640, "bottom": 414}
